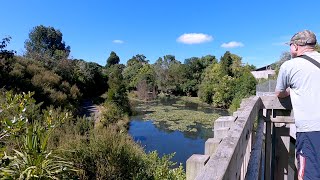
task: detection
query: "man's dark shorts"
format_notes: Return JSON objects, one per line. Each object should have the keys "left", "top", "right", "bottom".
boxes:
{"left": 296, "top": 131, "right": 320, "bottom": 180}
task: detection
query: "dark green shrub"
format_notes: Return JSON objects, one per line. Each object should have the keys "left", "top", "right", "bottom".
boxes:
{"left": 100, "top": 102, "right": 123, "bottom": 126}
{"left": 59, "top": 127, "right": 185, "bottom": 180}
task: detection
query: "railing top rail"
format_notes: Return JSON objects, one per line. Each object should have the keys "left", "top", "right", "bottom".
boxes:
{"left": 260, "top": 95, "right": 292, "bottom": 110}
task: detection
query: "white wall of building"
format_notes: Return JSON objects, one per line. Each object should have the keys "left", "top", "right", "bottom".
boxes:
{"left": 251, "top": 70, "right": 275, "bottom": 79}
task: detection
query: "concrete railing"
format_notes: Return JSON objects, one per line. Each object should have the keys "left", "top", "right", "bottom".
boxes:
{"left": 186, "top": 95, "right": 296, "bottom": 180}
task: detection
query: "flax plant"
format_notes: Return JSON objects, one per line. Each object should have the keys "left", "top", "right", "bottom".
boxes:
{"left": 0, "top": 91, "right": 77, "bottom": 179}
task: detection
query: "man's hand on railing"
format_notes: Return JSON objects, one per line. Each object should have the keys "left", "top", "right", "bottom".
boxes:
{"left": 275, "top": 87, "right": 290, "bottom": 98}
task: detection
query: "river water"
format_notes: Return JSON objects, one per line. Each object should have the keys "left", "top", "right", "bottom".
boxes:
{"left": 128, "top": 98, "right": 228, "bottom": 169}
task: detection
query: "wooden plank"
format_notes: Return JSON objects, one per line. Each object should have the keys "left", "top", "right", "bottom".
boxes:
{"left": 273, "top": 125, "right": 290, "bottom": 180}
{"left": 245, "top": 110, "right": 265, "bottom": 179}
{"left": 260, "top": 95, "right": 292, "bottom": 110}
{"left": 265, "top": 109, "right": 272, "bottom": 180}
{"left": 271, "top": 116, "right": 295, "bottom": 123}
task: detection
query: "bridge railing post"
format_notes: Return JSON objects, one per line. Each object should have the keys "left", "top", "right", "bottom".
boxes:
{"left": 271, "top": 109, "right": 295, "bottom": 180}
{"left": 245, "top": 109, "right": 265, "bottom": 180}
{"left": 265, "top": 109, "right": 272, "bottom": 180}
{"left": 186, "top": 154, "right": 210, "bottom": 180}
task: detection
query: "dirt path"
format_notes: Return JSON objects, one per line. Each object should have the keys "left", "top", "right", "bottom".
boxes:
{"left": 80, "top": 99, "right": 101, "bottom": 122}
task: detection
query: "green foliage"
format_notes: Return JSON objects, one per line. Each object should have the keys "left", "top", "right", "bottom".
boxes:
{"left": 0, "top": 36, "right": 11, "bottom": 52}
{"left": 0, "top": 36, "right": 15, "bottom": 59}
{"left": 143, "top": 152, "right": 185, "bottom": 180}
{"left": 271, "top": 51, "right": 291, "bottom": 75}
{"left": 123, "top": 54, "right": 150, "bottom": 90}
{"left": 31, "top": 70, "right": 61, "bottom": 88}
{"left": 211, "top": 75, "right": 234, "bottom": 107}
{"left": 100, "top": 102, "right": 124, "bottom": 126}
{"left": 123, "top": 63, "right": 143, "bottom": 89}
{"left": 140, "top": 99, "right": 221, "bottom": 135}
{"left": 127, "top": 54, "right": 148, "bottom": 66}
{"left": 0, "top": 92, "right": 77, "bottom": 179}
{"left": 198, "top": 63, "right": 225, "bottom": 104}
{"left": 70, "top": 85, "right": 81, "bottom": 100}
{"left": 0, "top": 91, "right": 35, "bottom": 142}
{"left": 73, "top": 60, "right": 108, "bottom": 97}
{"left": 73, "top": 116, "right": 94, "bottom": 136}
{"left": 0, "top": 57, "right": 83, "bottom": 109}
{"left": 182, "top": 55, "right": 217, "bottom": 96}
{"left": 25, "top": 25, "right": 70, "bottom": 60}
{"left": 199, "top": 54, "right": 257, "bottom": 109}
{"left": 229, "top": 68, "right": 257, "bottom": 112}
{"left": 0, "top": 53, "right": 109, "bottom": 109}
{"left": 59, "top": 127, "right": 185, "bottom": 180}
{"left": 135, "top": 64, "right": 156, "bottom": 88}
{"left": 220, "top": 51, "right": 234, "bottom": 76}
{"left": 9, "top": 62, "right": 26, "bottom": 80}
{"left": 106, "top": 51, "right": 120, "bottom": 68}
{"left": 153, "top": 55, "right": 181, "bottom": 94}
{"left": 246, "top": 64, "right": 256, "bottom": 71}
{"left": 106, "top": 64, "right": 131, "bottom": 114}
{"left": 134, "top": 64, "right": 157, "bottom": 100}
{"left": 167, "top": 62, "right": 186, "bottom": 95}
{"left": 229, "top": 96, "right": 243, "bottom": 113}
{"left": 234, "top": 68, "right": 257, "bottom": 97}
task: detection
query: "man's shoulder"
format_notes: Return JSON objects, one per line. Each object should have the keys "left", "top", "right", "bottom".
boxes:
{"left": 279, "top": 57, "right": 302, "bottom": 72}
{"left": 291, "top": 51, "right": 320, "bottom": 63}
{"left": 280, "top": 59, "right": 294, "bottom": 68}
{"left": 305, "top": 51, "right": 320, "bottom": 61}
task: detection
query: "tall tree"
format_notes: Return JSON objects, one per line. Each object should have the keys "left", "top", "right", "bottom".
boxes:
{"left": 0, "top": 36, "right": 16, "bottom": 59}
{"left": 271, "top": 51, "right": 291, "bottom": 75}
{"left": 106, "top": 51, "right": 120, "bottom": 68}
{"left": 220, "top": 51, "right": 233, "bottom": 76}
{"left": 153, "top": 55, "right": 179, "bottom": 94}
{"left": 73, "top": 60, "right": 108, "bottom": 97}
{"left": 198, "top": 52, "right": 256, "bottom": 109}
{"left": 107, "top": 64, "right": 131, "bottom": 113}
{"left": 123, "top": 54, "right": 149, "bottom": 90}
{"left": 182, "top": 55, "right": 217, "bottom": 96}
{"left": 25, "top": 25, "right": 70, "bottom": 59}
{"left": 135, "top": 64, "right": 156, "bottom": 100}
{"left": 230, "top": 54, "right": 243, "bottom": 77}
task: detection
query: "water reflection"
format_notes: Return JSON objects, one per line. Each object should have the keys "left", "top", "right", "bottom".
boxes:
{"left": 129, "top": 118, "right": 206, "bottom": 169}
{"left": 156, "top": 120, "right": 213, "bottom": 139}
{"left": 129, "top": 97, "right": 229, "bottom": 169}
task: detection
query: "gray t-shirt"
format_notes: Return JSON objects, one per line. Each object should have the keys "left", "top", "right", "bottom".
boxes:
{"left": 276, "top": 51, "right": 320, "bottom": 132}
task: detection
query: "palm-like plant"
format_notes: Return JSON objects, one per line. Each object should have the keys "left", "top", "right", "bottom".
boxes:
{"left": 1, "top": 149, "right": 75, "bottom": 179}
{"left": 0, "top": 92, "right": 77, "bottom": 179}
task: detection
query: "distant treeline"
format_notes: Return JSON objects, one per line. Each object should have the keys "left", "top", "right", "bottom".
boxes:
{"left": 1, "top": 25, "right": 258, "bottom": 111}
{"left": 0, "top": 24, "right": 259, "bottom": 179}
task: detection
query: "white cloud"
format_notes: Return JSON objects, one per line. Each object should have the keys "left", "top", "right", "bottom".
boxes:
{"left": 177, "top": 33, "right": 213, "bottom": 44}
{"left": 112, "top": 40, "right": 124, "bottom": 44}
{"left": 221, "top": 41, "right": 244, "bottom": 48}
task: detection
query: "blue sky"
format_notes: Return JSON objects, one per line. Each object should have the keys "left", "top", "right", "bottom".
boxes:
{"left": 2, "top": 0, "right": 320, "bottom": 67}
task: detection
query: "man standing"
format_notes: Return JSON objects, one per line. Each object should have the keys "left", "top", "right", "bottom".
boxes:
{"left": 275, "top": 30, "right": 320, "bottom": 180}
